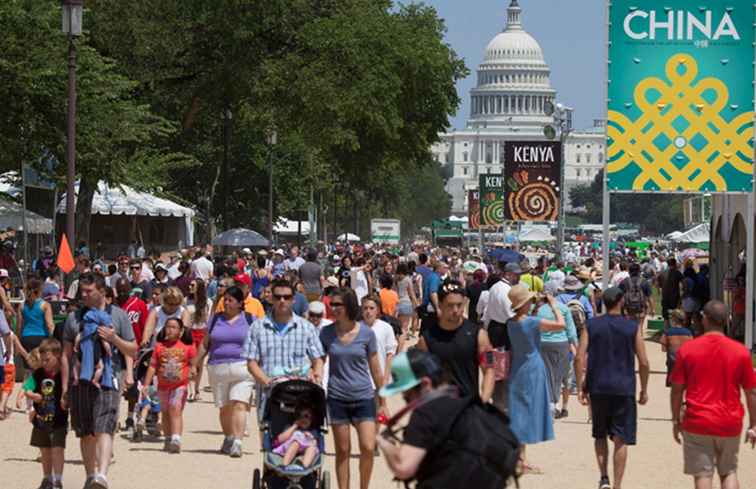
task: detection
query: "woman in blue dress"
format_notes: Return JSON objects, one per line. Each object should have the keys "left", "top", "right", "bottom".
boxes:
{"left": 507, "top": 284, "right": 565, "bottom": 474}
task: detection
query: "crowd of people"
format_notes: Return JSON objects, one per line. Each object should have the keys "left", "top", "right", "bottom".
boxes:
{"left": 0, "top": 240, "right": 754, "bottom": 489}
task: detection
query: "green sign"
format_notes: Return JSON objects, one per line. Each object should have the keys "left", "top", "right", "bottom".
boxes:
{"left": 607, "top": 1, "right": 755, "bottom": 192}
{"left": 479, "top": 174, "right": 504, "bottom": 227}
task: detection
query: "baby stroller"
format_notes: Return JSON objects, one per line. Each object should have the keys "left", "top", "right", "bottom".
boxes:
{"left": 253, "top": 377, "right": 329, "bottom": 489}
{"left": 130, "top": 347, "right": 161, "bottom": 441}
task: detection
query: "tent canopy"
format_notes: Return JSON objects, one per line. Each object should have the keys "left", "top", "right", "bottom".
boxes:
{"left": 0, "top": 199, "right": 52, "bottom": 234}
{"left": 670, "top": 222, "right": 710, "bottom": 244}
{"left": 337, "top": 233, "right": 360, "bottom": 242}
{"left": 518, "top": 226, "right": 554, "bottom": 242}
{"left": 57, "top": 181, "right": 194, "bottom": 218}
{"left": 212, "top": 228, "right": 269, "bottom": 248}
{"left": 274, "top": 218, "right": 314, "bottom": 235}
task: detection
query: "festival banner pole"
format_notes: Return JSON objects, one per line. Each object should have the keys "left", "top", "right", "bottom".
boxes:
{"left": 601, "top": 0, "right": 610, "bottom": 290}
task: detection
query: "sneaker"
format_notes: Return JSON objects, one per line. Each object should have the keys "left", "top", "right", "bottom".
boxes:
{"left": 89, "top": 475, "right": 109, "bottom": 489}
{"left": 52, "top": 481, "right": 63, "bottom": 489}
{"left": 220, "top": 437, "right": 234, "bottom": 454}
{"left": 163, "top": 439, "right": 170, "bottom": 451}
{"left": 167, "top": 441, "right": 181, "bottom": 454}
{"left": 229, "top": 440, "right": 243, "bottom": 458}
{"left": 37, "top": 478, "right": 53, "bottom": 489}
{"left": 558, "top": 409, "right": 569, "bottom": 419}
{"left": 83, "top": 475, "right": 94, "bottom": 489}
{"left": 598, "top": 476, "right": 611, "bottom": 489}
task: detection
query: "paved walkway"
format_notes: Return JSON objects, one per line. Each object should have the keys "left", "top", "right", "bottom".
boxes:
{"left": 3, "top": 339, "right": 755, "bottom": 489}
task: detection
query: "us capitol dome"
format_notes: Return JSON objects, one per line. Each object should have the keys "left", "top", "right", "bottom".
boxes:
{"left": 432, "top": 0, "right": 605, "bottom": 216}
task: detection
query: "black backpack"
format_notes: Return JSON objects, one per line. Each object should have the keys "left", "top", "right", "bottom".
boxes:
{"left": 624, "top": 277, "right": 646, "bottom": 314}
{"left": 413, "top": 397, "right": 520, "bottom": 489}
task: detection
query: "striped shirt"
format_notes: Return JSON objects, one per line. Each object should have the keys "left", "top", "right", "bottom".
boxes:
{"left": 243, "top": 314, "right": 325, "bottom": 376}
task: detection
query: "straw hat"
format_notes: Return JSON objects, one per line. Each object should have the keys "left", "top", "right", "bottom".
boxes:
{"left": 508, "top": 284, "right": 536, "bottom": 312}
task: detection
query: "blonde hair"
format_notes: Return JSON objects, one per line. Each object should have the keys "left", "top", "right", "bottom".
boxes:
{"left": 27, "top": 348, "right": 43, "bottom": 369}
{"left": 161, "top": 286, "right": 184, "bottom": 307}
{"left": 39, "top": 338, "right": 62, "bottom": 356}
{"left": 669, "top": 309, "right": 686, "bottom": 328}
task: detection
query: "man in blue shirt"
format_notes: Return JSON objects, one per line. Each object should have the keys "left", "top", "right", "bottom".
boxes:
{"left": 557, "top": 275, "right": 595, "bottom": 319}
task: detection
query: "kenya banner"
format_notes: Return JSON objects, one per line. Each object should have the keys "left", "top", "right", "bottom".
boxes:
{"left": 608, "top": 0, "right": 755, "bottom": 192}
{"left": 503, "top": 142, "right": 561, "bottom": 222}
{"left": 467, "top": 190, "right": 480, "bottom": 230}
{"left": 478, "top": 174, "right": 504, "bottom": 227}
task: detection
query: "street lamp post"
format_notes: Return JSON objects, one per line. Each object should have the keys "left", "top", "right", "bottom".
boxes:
{"left": 266, "top": 131, "right": 277, "bottom": 245}
{"left": 62, "top": 0, "right": 83, "bottom": 247}
{"left": 552, "top": 103, "right": 573, "bottom": 260}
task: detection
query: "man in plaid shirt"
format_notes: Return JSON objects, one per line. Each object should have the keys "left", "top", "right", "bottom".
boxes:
{"left": 245, "top": 279, "right": 325, "bottom": 386}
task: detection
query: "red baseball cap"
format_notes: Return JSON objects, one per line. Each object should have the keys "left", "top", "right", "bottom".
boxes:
{"left": 233, "top": 273, "right": 251, "bottom": 288}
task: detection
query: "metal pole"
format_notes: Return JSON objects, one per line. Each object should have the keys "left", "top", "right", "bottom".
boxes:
{"left": 745, "top": 190, "right": 754, "bottom": 350}
{"left": 65, "top": 29, "right": 77, "bottom": 246}
{"left": 601, "top": 0, "right": 610, "bottom": 292}
{"left": 22, "top": 166, "right": 28, "bottom": 272}
{"left": 556, "top": 130, "right": 567, "bottom": 260}
{"left": 267, "top": 131, "right": 276, "bottom": 246}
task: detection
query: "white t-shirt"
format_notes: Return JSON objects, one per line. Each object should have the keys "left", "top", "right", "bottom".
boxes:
{"left": 284, "top": 256, "right": 305, "bottom": 272}
{"left": 362, "top": 319, "right": 397, "bottom": 388}
{"left": 482, "top": 279, "right": 513, "bottom": 324}
{"left": 192, "top": 256, "right": 214, "bottom": 281}
{"left": 351, "top": 269, "right": 369, "bottom": 305}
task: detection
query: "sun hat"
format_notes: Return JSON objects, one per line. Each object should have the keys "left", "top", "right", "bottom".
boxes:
{"left": 576, "top": 268, "right": 593, "bottom": 281}
{"left": 274, "top": 249, "right": 285, "bottom": 256}
{"left": 325, "top": 276, "right": 339, "bottom": 288}
{"left": 563, "top": 275, "right": 585, "bottom": 291}
{"left": 520, "top": 260, "right": 532, "bottom": 273}
{"left": 308, "top": 301, "right": 325, "bottom": 315}
{"left": 508, "top": 284, "right": 536, "bottom": 312}
{"left": 242, "top": 247, "right": 253, "bottom": 255}
{"left": 379, "top": 350, "right": 443, "bottom": 398}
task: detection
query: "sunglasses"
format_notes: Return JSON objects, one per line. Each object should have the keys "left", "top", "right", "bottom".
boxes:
{"left": 331, "top": 302, "right": 344, "bottom": 308}
{"left": 130, "top": 266, "right": 141, "bottom": 270}
{"left": 309, "top": 313, "right": 323, "bottom": 318}
{"left": 273, "top": 294, "right": 293, "bottom": 301}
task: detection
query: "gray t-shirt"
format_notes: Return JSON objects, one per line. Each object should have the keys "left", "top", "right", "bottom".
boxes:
{"left": 0, "top": 313, "right": 10, "bottom": 367}
{"left": 299, "top": 261, "right": 323, "bottom": 295}
{"left": 63, "top": 305, "right": 135, "bottom": 377}
{"left": 320, "top": 323, "right": 377, "bottom": 402}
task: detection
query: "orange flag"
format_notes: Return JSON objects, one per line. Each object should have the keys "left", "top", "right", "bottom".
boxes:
{"left": 57, "top": 234, "right": 75, "bottom": 274}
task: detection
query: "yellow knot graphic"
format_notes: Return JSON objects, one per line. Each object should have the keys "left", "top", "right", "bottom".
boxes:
{"left": 608, "top": 53, "right": 753, "bottom": 191}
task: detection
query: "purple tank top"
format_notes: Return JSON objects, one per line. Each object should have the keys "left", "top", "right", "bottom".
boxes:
{"left": 207, "top": 314, "right": 250, "bottom": 365}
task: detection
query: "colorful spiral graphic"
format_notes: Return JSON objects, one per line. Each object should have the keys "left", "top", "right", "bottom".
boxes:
{"left": 508, "top": 182, "right": 558, "bottom": 221}
{"left": 482, "top": 199, "right": 505, "bottom": 226}
{"left": 469, "top": 209, "right": 480, "bottom": 229}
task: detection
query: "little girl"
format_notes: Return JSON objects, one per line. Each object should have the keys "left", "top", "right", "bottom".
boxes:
{"left": 274, "top": 406, "right": 319, "bottom": 468}
{"left": 1, "top": 330, "right": 30, "bottom": 419}
{"left": 142, "top": 317, "right": 195, "bottom": 454}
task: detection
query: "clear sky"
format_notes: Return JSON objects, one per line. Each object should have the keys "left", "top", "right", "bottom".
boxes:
{"left": 426, "top": 0, "right": 605, "bottom": 131}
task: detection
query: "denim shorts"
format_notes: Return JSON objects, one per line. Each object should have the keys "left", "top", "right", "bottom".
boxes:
{"left": 327, "top": 397, "right": 376, "bottom": 425}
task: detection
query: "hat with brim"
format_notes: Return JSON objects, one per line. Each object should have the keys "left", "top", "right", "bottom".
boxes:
{"left": 379, "top": 353, "right": 422, "bottom": 397}
{"left": 563, "top": 275, "right": 584, "bottom": 291}
{"left": 508, "top": 284, "right": 537, "bottom": 312}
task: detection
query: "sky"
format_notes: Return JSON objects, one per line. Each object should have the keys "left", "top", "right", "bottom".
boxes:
{"left": 426, "top": 0, "right": 605, "bottom": 130}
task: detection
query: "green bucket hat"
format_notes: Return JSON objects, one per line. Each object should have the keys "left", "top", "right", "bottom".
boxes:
{"left": 379, "top": 350, "right": 441, "bottom": 398}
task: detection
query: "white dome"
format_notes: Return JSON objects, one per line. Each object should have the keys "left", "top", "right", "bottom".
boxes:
{"left": 485, "top": 31, "right": 545, "bottom": 63}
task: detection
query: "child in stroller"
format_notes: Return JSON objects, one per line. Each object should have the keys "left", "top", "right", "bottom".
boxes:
{"left": 273, "top": 404, "right": 319, "bottom": 468}
{"left": 129, "top": 347, "right": 161, "bottom": 441}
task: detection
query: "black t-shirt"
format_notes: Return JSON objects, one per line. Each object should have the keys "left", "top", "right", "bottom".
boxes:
{"left": 661, "top": 269, "right": 684, "bottom": 306}
{"left": 466, "top": 282, "right": 484, "bottom": 324}
{"left": 31, "top": 368, "right": 68, "bottom": 430}
{"left": 421, "top": 320, "right": 480, "bottom": 398}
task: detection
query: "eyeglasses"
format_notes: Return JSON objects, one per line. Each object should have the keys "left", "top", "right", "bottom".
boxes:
{"left": 330, "top": 302, "right": 344, "bottom": 308}
{"left": 273, "top": 294, "right": 293, "bottom": 301}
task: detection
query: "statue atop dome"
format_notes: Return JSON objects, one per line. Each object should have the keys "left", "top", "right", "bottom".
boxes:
{"left": 506, "top": 0, "right": 523, "bottom": 31}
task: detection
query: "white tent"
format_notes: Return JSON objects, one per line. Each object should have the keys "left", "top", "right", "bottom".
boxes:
{"left": 274, "top": 218, "right": 314, "bottom": 236}
{"left": 58, "top": 181, "right": 195, "bottom": 251}
{"left": 337, "top": 233, "right": 360, "bottom": 242}
{"left": 0, "top": 200, "right": 52, "bottom": 234}
{"left": 519, "top": 226, "right": 555, "bottom": 242}
{"left": 670, "top": 222, "right": 710, "bottom": 244}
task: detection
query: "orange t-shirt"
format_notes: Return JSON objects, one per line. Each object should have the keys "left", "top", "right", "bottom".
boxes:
{"left": 215, "top": 294, "right": 265, "bottom": 319}
{"left": 150, "top": 340, "right": 197, "bottom": 391}
{"left": 379, "top": 288, "right": 399, "bottom": 317}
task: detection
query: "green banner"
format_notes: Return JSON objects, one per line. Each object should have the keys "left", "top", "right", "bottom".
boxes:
{"left": 479, "top": 174, "right": 504, "bottom": 227}
{"left": 607, "top": 1, "right": 754, "bottom": 192}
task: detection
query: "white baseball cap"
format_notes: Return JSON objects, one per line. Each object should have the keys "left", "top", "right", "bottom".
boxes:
{"left": 308, "top": 301, "right": 326, "bottom": 315}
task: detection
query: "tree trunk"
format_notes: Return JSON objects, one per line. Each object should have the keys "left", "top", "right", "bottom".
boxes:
{"left": 74, "top": 175, "right": 96, "bottom": 250}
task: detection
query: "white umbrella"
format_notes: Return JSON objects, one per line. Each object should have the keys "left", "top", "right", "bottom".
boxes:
{"left": 337, "top": 233, "right": 360, "bottom": 242}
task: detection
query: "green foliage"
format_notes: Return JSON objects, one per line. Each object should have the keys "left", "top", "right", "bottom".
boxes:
{"left": 569, "top": 170, "right": 685, "bottom": 234}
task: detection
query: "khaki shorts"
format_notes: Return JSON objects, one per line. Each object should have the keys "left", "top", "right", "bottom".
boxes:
{"left": 207, "top": 362, "right": 254, "bottom": 408}
{"left": 683, "top": 431, "right": 740, "bottom": 477}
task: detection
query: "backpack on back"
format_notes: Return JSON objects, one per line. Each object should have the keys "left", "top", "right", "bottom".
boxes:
{"left": 415, "top": 397, "right": 520, "bottom": 489}
{"left": 567, "top": 299, "right": 587, "bottom": 336}
{"left": 624, "top": 277, "right": 645, "bottom": 314}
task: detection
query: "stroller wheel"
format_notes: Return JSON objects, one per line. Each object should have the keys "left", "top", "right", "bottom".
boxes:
{"left": 252, "top": 468, "right": 262, "bottom": 489}
{"left": 320, "top": 470, "right": 330, "bottom": 489}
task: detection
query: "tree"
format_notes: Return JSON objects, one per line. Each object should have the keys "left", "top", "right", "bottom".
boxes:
{"left": 569, "top": 170, "right": 684, "bottom": 234}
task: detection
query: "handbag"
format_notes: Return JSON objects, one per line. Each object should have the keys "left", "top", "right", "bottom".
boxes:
{"left": 480, "top": 348, "right": 511, "bottom": 381}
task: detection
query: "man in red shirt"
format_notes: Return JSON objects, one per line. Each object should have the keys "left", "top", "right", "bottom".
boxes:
{"left": 670, "top": 300, "right": 756, "bottom": 489}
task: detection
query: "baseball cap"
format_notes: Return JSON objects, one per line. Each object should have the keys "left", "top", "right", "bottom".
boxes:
{"left": 325, "top": 276, "right": 339, "bottom": 288}
{"left": 274, "top": 249, "right": 285, "bottom": 256}
{"left": 155, "top": 263, "right": 168, "bottom": 273}
{"left": 308, "top": 301, "right": 325, "bottom": 315}
{"left": 603, "top": 287, "right": 624, "bottom": 305}
{"left": 379, "top": 350, "right": 442, "bottom": 398}
{"left": 234, "top": 273, "right": 252, "bottom": 288}
{"left": 242, "top": 247, "right": 252, "bottom": 255}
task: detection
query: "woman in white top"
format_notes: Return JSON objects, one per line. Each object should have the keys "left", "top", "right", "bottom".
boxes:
{"left": 186, "top": 279, "right": 213, "bottom": 402}
{"left": 360, "top": 296, "right": 397, "bottom": 389}
{"left": 140, "top": 286, "right": 189, "bottom": 348}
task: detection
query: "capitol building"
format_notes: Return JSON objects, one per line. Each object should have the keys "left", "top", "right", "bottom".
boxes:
{"left": 432, "top": 0, "right": 605, "bottom": 215}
